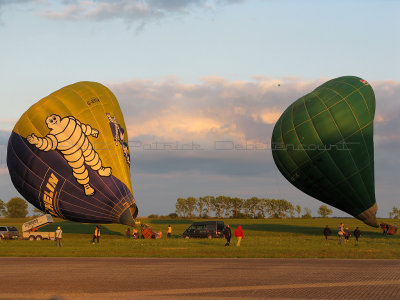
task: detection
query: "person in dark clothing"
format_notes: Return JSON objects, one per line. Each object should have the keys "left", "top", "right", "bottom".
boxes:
{"left": 323, "top": 225, "right": 332, "bottom": 241}
{"left": 354, "top": 227, "right": 361, "bottom": 245}
{"left": 344, "top": 227, "right": 351, "bottom": 242}
{"left": 223, "top": 224, "right": 231, "bottom": 246}
{"left": 382, "top": 223, "right": 388, "bottom": 236}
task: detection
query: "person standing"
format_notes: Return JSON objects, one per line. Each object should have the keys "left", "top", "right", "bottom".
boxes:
{"left": 92, "top": 225, "right": 100, "bottom": 244}
{"left": 55, "top": 226, "right": 62, "bottom": 247}
{"left": 383, "top": 224, "right": 387, "bottom": 235}
{"left": 223, "top": 224, "right": 231, "bottom": 246}
{"left": 354, "top": 227, "right": 361, "bottom": 245}
{"left": 235, "top": 225, "right": 244, "bottom": 247}
{"left": 338, "top": 223, "right": 344, "bottom": 245}
{"left": 167, "top": 225, "right": 172, "bottom": 238}
{"left": 344, "top": 227, "right": 351, "bottom": 242}
{"left": 126, "top": 227, "right": 131, "bottom": 238}
{"left": 323, "top": 225, "right": 331, "bottom": 241}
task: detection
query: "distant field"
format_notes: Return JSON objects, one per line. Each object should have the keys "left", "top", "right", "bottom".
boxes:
{"left": 0, "top": 217, "right": 399, "bottom": 259}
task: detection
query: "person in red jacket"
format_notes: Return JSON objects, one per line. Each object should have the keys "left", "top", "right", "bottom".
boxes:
{"left": 235, "top": 225, "right": 244, "bottom": 246}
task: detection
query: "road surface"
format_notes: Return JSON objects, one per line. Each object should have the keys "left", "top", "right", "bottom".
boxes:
{"left": 1, "top": 258, "right": 399, "bottom": 299}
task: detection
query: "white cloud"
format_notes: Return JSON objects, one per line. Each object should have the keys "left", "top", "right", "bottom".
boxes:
{"left": 35, "top": 0, "right": 247, "bottom": 27}
{"left": 109, "top": 77, "right": 400, "bottom": 148}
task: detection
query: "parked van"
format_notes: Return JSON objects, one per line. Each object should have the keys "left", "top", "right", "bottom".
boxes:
{"left": 182, "top": 221, "right": 225, "bottom": 239}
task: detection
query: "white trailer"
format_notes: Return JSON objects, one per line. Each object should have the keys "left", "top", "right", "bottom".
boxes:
{"left": 22, "top": 214, "right": 55, "bottom": 240}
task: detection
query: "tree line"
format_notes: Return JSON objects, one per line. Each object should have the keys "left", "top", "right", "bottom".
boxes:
{"left": 175, "top": 196, "right": 320, "bottom": 219}
{"left": 175, "top": 196, "right": 400, "bottom": 220}
{"left": 2, "top": 196, "right": 400, "bottom": 220}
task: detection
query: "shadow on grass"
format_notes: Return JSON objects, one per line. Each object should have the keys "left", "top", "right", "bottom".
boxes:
{"left": 39, "top": 221, "right": 123, "bottom": 236}
{"left": 230, "top": 223, "right": 385, "bottom": 238}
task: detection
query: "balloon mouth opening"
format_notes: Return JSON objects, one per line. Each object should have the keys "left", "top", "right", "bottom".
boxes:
{"left": 119, "top": 204, "right": 138, "bottom": 226}
{"left": 356, "top": 203, "right": 379, "bottom": 228}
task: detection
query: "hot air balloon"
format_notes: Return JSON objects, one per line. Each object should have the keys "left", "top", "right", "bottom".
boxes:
{"left": 271, "top": 76, "right": 378, "bottom": 227}
{"left": 7, "top": 82, "right": 137, "bottom": 225}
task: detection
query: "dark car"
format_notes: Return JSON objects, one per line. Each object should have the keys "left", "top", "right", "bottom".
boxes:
{"left": 182, "top": 221, "right": 225, "bottom": 239}
{"left": 0, "top": 226, "right": 19, "bottom": 240}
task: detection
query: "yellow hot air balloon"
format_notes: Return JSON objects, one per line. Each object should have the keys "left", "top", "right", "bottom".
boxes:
{"left": 7, "top": 82, "right": 137, "bottom": 225}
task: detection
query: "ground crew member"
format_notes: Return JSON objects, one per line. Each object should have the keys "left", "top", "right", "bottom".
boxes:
{"left": 223, "top": 224, "right": 231, "bottom": 246}
{"left": 167, "top": 225, "right": 172, "bottom": 238}
{"left": 338, "top": 223, "right": 344, "bottom": 245}
{"left": 92, "top": 225, "right": 100, "bottom": 243}
{"left": 235, "top": 225, "right": 244, "bottom": 246}
{"left": 55, "top": 226, "right": 62, "bottom": 247}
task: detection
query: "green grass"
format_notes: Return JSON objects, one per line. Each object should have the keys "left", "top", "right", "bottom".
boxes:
{"left": 0, "top": 217, "right": 399, "bottom": 258}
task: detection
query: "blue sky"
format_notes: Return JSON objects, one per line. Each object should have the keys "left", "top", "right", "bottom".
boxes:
{"left": 0, "top": 0, "right": 399, "bottom": 217}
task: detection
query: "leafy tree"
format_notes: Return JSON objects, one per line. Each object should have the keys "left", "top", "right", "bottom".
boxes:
{"left": 202, "top": 196, "right": 214, "bottom": 218}
{"left": 318, "top": 205, "right": 333, "bottom": 218}
{"left": 5, "top": 197, "right": 28, "bottom": 218}
{"left": 222, "top": 196, "right": 233, "bottom": 218}
{"left": 242, "top": 198, "right": 251, "bottom": 218}
{"left": 175, "top": 198, "right": 188, "bottom": 218}
{"left": 295, "top": 205, "right": 302, "bottom": 218}
{"left": 268, "top": 199, "right": 280, "bottom": 218}
{"left": 186, "top": 197, "right": 197, "bottom": 218}
{"left": 389, "top": 206, "right": 400, "bottom": 219}
{"left": 258, "top": 198, "right": 271, "bottom": 218}
{"left": 211, "top": 197, "right": 223, "bottom": 218}
{"left": 148, "top": 214, "right": 159, "bottom": 218}
{"left": 0, "top": 199, "right": 6, "bottom": 216}
{"left": 288, "top": 203, "right": 295, "bottom": 218}
{"left": 302, "top": 207, "right": 312, "bottom": 219}
{"left": 230, "top": 197, "right": 243, "bottom": 218}
{"left": 196, "top": 197, "right": 206, "bottom": 217}
{"left": 246, "top": 197, "right": 260, "bottom": 218}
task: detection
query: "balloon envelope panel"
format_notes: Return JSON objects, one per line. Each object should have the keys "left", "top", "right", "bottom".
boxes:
{"left": 271, "top": 76, "right": 377, "bottom": 227}
{"left": 7, "top": 82, "right": 137, "bottom": 225}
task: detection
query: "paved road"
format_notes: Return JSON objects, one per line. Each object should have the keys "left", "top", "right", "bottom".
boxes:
{"left": 1, "top": 258, "right": 399, "bottom": 299}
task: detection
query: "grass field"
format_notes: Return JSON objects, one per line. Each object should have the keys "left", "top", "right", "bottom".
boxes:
{"left": 0, "top": 217, "right": 399, "bottom": 259}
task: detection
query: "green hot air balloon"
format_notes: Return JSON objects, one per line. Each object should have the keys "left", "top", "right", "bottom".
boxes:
{"left": 271, "top": 76, "right": 378, "bottom": 227}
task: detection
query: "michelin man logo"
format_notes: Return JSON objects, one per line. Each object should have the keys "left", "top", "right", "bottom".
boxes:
{"left": 27, "top": 114, "right": 112, "bottom": 196}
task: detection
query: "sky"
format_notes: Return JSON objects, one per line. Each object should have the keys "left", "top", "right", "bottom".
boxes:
{"left": 0, "top": 0, "right": 399, "bottom": 218}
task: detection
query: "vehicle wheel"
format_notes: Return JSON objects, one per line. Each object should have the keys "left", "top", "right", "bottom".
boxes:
{"left": 29, "top": 236, "right": 35, "bottom": 241}
{"left": 207, "top": 235, "right": 212, "bottom": 239}
{"left": 184, "top": 236, "right": 189, "bottom": 239}
{"left": 36, "top": 236, "right": 42, "bottom": 241}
